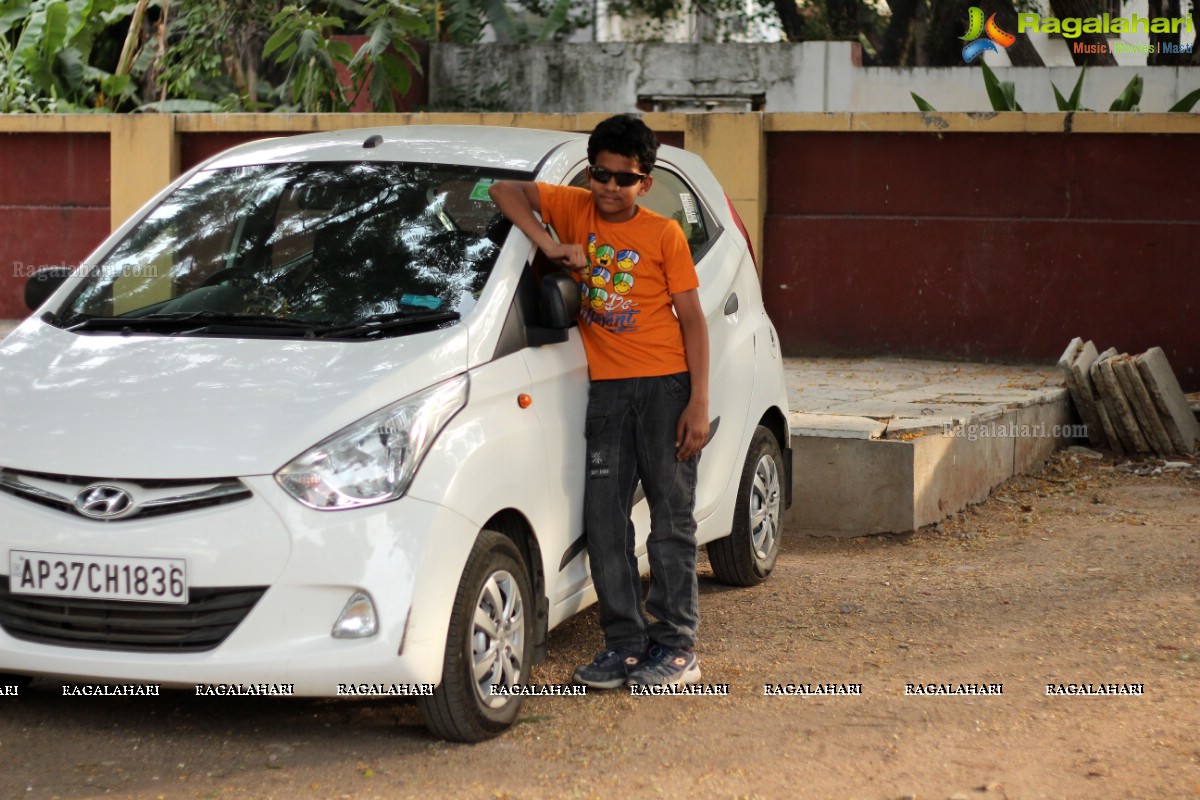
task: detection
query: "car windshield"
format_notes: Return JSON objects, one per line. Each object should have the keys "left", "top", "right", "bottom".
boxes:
{"left": 57, "top": 161, "right": 521, "bottom": 334}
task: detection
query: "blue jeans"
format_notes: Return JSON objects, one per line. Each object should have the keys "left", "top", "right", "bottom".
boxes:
{"left": 584, "top": 372, "right": 699, "bottom": 652}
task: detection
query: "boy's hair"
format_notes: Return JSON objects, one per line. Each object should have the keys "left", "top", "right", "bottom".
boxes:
{"left": 587, "top": 114, "right": 659, "bottom": 174}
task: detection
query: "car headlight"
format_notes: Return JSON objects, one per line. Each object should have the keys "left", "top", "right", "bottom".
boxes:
{"left": 275, "top": 374, "right": 468, "bottom": 510}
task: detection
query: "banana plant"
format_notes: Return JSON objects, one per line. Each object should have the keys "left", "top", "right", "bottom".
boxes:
{"left": 1168, "top": 86, "right": 1200, "bottom": 112}
{"left": 913, "top": 64, "right": 1198, "bottom": 114}
{"left": 980, "top": 61, "right": 1021, "bottom": 111}
{"left": 1051, "top": 64, "right": 1087, "bottom": 110}
{"left": 1, "top": 0, "right": 139, "bottom": 110}
{"left": 1108, "top": 74, "right": 1142, "bottom": 112}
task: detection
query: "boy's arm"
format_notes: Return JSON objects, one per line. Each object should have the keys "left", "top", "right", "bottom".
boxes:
{"left": 672, "top": 288, "right": 710, "bottom": 462}
{"left": 488, "top": 181, "right": 588, "bottom": 273}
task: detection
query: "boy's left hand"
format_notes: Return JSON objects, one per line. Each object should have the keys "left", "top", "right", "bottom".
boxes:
{"left": 675, "top": 400, "right": 709, "bottom": 461}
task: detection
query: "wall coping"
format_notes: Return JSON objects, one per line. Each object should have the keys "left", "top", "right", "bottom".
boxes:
{"left": 3, "top": 112, "right": 1199, "bottom": 136}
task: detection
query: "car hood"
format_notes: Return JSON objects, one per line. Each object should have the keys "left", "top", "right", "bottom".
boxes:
{"left": 0, "top": 321, "right": 468, "bottom": 479}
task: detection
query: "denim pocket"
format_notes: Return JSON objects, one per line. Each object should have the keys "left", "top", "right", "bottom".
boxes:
{"left": 663, "top": 372, "right": 690, "bottom": 400}
{"left": 585, "top": 416, "right": 606, "bottom": 439}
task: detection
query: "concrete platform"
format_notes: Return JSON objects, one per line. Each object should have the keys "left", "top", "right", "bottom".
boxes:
{"left": 783, "top": 358, "right": 1073, "bottom": 537}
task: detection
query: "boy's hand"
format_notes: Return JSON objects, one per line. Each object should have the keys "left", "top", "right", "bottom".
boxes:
{"left": 675, "top": 399, "right": 709, "bottom": 461}
{"left": 544, "top": 242, "right": 589, "bottom": 275}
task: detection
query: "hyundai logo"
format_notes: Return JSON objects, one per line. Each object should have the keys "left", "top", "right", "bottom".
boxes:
{"left": 74, "top": 485, "right": 135, "bottom": 520}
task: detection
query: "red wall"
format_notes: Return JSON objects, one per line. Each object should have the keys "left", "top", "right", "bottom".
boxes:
{"left": 180, "top": 133, "right": 294, "bottom": 172}
{"left": 763, "top": 131, "right": 1200, "bottom": 390}
{"left": 0, "top": 133, "right": 110, "bottom": 319}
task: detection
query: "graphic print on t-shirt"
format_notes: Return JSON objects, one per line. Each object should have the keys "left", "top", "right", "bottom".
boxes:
{"left": 580, "top": 233, "right": 640, "bottom": 333}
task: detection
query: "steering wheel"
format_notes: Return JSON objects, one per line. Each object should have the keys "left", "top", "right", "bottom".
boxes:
{"left": 196, "top": 265, "right": 290, "bottom": 315}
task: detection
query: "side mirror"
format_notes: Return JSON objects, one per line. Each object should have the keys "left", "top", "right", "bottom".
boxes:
{"left": 539, "top": 271, "right": 580, "bottom": 329}
{"left": 525, "top": 271, "right": 579, "bottom": 347}
{"left": 25, "top": 266, "right": 74, "bottom": 312}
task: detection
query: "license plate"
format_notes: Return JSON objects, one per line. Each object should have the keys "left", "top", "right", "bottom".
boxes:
{"left": 9, "top": 550, "right": 188, "bottom": 604}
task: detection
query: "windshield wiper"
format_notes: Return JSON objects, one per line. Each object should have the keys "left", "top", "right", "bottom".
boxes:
{"left": 143, "top": 311, "right": 323, "bottom": 329}
{"left": 64, "top": 312, "right": 323, "bottom": 334}
{"left": 59, "top": 310, "right": 459, "bottom": 339}
{"left": 316, "top": 309, "right": 461, "bottom": 339}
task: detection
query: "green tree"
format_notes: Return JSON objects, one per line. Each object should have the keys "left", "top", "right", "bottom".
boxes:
{"left": 263, "top": 0, "right": 428, "bottom": 112}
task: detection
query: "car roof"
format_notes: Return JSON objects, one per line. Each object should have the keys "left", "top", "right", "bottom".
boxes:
{"left": 202, "top": 125, "right": 586, "bottom": 173}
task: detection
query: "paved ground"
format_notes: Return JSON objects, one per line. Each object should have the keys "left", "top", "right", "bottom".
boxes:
{"left": 2, "top": 449, "right": 1197, "bottom": 800}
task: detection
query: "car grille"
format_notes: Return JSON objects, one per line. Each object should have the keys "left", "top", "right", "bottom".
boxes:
{"left": 0, "top": 468, "right": 252, "bottom": 522}
{"left": 0, "top": 577, "right": 267, "bottom": 653}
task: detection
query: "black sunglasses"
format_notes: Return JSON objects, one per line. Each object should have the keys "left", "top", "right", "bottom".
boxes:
{"left": 588, "top": 165, "right": 647, "bottom": 188}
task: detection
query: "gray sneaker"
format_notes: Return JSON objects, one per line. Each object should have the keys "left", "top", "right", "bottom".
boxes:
{"left": 573, "top": 648, "right": 644, "bottom": 689}
{"left": 627, "top": 643, "right": 701, "bottom": 686}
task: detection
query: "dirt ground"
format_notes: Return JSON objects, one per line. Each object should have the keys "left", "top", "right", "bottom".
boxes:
{"left": 1, "top": 449, "right": 1197, "bottom": 800}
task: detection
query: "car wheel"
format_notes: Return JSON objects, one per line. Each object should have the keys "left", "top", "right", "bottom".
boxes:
{"left": 707, "top": 425, "right": 784, "bottom": 586}
{"left": 418, "top": 530, "right": 533, "bottom": 742}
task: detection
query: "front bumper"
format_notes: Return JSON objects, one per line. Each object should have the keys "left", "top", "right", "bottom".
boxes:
{"left": 0, "top": 476, "right": 477, "bottom": 695}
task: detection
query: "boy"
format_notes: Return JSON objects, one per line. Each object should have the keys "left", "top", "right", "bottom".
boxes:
{"left": 489, "top": 114, "right": 709, "bottom": 688}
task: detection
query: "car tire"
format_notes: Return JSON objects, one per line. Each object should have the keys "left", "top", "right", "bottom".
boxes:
{"left": 418, "top": 530, "right": 533, "bottom": 743}
{"left": 707, "top": 426, "right": 784, "bottom": 587}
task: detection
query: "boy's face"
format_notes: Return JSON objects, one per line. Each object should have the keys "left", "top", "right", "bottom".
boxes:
{"left": 588, "top": 150, "right": 652, "bottom": 223}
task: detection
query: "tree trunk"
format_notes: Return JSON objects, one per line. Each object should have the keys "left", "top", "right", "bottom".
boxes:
{"left": 984, "top": 0, "right": 1044, "bottom": 66}
{"left": 1048, "top": 0, "right": 1117, "bottom": 65}
{"left": 879, "top": 0, "right": 919, "bottom": 65}
{"left": 1147, "top": 0, "right": 1181, "bottom": 65}
{"left": 924, "top": 0, "right": 972, "bottom": 66}
{"left": 769, "top": 0, "right": 808, "bottom": 41}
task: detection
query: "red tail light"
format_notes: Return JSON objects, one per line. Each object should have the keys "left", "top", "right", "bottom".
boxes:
{"left": 725, "top": 195, "right": 756, "bottom": 268}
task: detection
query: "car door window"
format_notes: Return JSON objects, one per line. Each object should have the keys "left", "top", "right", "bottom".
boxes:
{"left": 568, "top": 166, "right": 712, "bottom": 259}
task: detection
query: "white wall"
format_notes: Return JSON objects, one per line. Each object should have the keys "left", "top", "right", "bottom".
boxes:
{"left": 430, "top": 41, "right": 1200, "bottom": 112}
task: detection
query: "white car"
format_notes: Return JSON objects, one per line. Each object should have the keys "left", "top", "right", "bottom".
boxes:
{"left": 0, "top": 125, "right": 791, "bottom": 741}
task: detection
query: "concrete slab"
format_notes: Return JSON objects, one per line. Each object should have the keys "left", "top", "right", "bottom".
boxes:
{"left": 783, "top": 357, "right": 1071, "bottom": 537}
{"left": 790, "top": 436, "right": 914, "bottom": 534}
{"left": 788, "top": 412, "right": 886, "bottom": 439}
{"left": 1091, "top": 349, "right": 1136, "bottom": 454}
{"left": 912, "top": 416, "right": 1014, "bottom": 528}
{"left": 1059, "top": 337, "right": 1105, "bottom": 451}
{"left": 1113, "top": 355, "right": 1172, "bottom": 457}
{"left": 1013, "top": 399, "right": 1075, "bottom": 473}
{"left": 1067, "top": 340, "right": 1112, "bottom": 451}
{"left": 1136, "top": 347, "right": 1200, "bottom": 455}
{"left": 1097, "top": 354, "right": 1151, "bottom": 454}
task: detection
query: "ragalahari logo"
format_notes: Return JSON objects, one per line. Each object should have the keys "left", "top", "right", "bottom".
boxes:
{"left": 961, "top": 7, "right": 1017, "bottom": 62}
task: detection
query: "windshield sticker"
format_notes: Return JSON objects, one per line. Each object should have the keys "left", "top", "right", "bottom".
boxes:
{"left": 470, "top": 179, "right": 497, "bottom": 203}
{"left": 680, "top": 193, "right": 699, "bottom": 225}
{"left": 401, "top": 294, "right": 442, "bottom": 310}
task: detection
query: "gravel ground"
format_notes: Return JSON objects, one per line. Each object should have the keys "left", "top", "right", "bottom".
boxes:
{"left": 1, "top": 449, "right": 1198, "bottom": 800}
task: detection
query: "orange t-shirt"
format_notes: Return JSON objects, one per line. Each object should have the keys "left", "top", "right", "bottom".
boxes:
{"left": 537, "top": 184, "right": 699, "bottom": 381}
